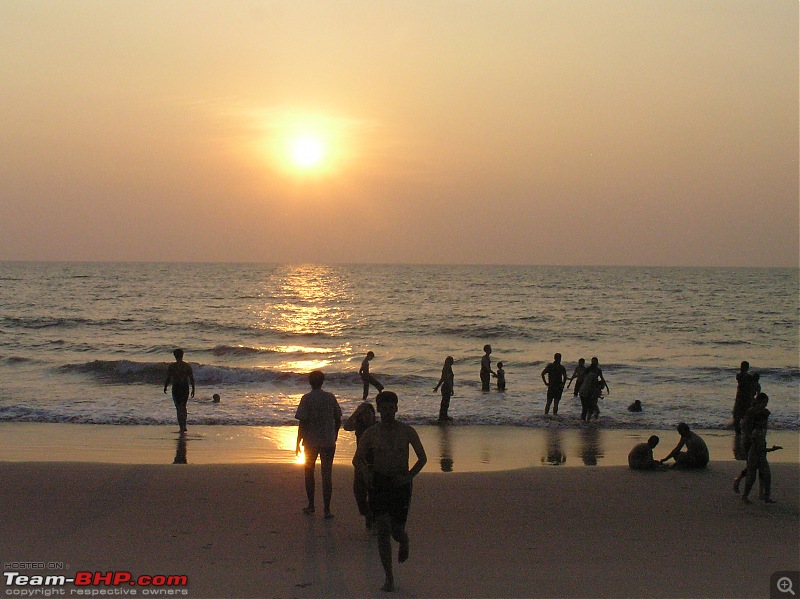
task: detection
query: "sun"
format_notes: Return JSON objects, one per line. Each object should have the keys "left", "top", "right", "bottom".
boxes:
{"left": 290, "top": 136, "right": 325, "bottom": 169}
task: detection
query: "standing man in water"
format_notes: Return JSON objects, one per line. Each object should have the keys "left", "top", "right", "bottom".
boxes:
{"left": 541, "top": 353, "right": 568, "bottom": 415}
{"left": 480, "top": 344, "right": 496, "bottom": 392}
{"left": 353, "top": 391, "right": 427, "bottom": 592}
{"left": 360, "top": 351, "right": 384, "bottom": 401}
{"left": 164, "top": 348, "right": 195, "bottom": 434}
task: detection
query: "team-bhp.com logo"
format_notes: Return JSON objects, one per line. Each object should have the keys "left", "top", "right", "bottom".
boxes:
{"left": 4, "top": 571, "right": 188, "bottom": 596}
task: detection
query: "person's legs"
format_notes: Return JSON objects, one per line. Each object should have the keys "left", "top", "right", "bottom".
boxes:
{"left": 438, "top": 392, "right": 451, "bottom": 420}
{"left": 375, "top": 513, "right": 394, "bottom": 591}
{"left": 304, "top": 446, "right": 320, "bottom": 512}
{"left": 173, "top": 399, "right": 188, "bottom": 432}
{"left": 553, "top": 390, "right": 562, "bottom": 415}
{"left": 369, "top": 375, "right": 384, "bottom": 393}
{"left": 320, "top": 446, "right": 335, "bottom": 517}
{"left": 544, "top": 396, "right": 553, "bottom": 415}
{"left": 362, "top": 379, "right": 370, "bottom": 401}
{"left": 480, "top": 371, "right": 490, "bottom": 392}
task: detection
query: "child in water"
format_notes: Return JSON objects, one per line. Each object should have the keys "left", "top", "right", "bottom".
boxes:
{"left": 496, "top": 362, "right": 506, "bottom": 392}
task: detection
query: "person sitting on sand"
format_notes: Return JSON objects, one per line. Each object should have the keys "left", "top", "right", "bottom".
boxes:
{"left": 628, "top": 435, "right": 662, "bottom": 470}
{"left": 344, "top": 400, "right": 377, "bottom": 528}
{"left": 433, "top": 356, "right": 455, "bottom": 421}
{"left": 163, "top": 348, "right": 195, "bottom": 434}
{"left": 660, "top": 423, "right": 709, "bottom": 469}
{"left": 360, "top": 351, "right": 384, "bottom": 401}
{"left": 628, "top": 400, "right": 642, "bottom": 412}
{"left": 353, "top": 391, "right": 427, "bottom": 592}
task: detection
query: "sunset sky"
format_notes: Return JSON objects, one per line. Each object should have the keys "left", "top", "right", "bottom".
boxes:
{"left": 1, "top": 1, "right": 797, "bottom": 267}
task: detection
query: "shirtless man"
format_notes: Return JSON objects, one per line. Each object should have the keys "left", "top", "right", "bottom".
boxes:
{"left": 360, "top": 351, "right": 384, "bottom": 401}
{"left": 660, "top": 423, "right": 709, "bottom": 469}
{"left": 353, "top": 391, "right": 427, "bottom": 592}
{"left": 163, "top": 349, "right": 195, "bottom": 433}
{"left": 541, "top": 353, "right": 568, "bottom": 415}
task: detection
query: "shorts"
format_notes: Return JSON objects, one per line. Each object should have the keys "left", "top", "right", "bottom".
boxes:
{"left": 547, "top": 386, "right": 564, "bottom": 400}
{"left": 369, "top": 473, "right": 413, "bottom": 526}
{"left": 172, "top": 383, "right": 190, "bottom": 404}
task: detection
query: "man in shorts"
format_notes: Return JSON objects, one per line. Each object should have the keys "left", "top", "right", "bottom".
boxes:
{"left": 359, "top": 351, "right": 384, "bottom": 401}
{"left": 295, "top": 370, "right": 342, "bottom": 518}
{"left": 541, "top": 352, "right": 568, "bottom": 415}
{"left": 163, "top": 348, "right": 195, "bottom": 433}
{"left": 353, "top": 391, "right": 427, "bottom": 592}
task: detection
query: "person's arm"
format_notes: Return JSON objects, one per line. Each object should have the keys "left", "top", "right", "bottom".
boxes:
{"left": 541, "top": 367, "right": 549, "bottom": 386}
{"left": 434, "top": 370, "right": 444, "bottom": 392}
{"left": 188, "top": 365, "right": 195, "bottom": 398}
{"left": 296, "top": 422, "right": 305, "bottom": 455}
{"left": 164, "top": 365, "right": 172, "bottom": 393}
{"left": 661, "top": 439, "right": 685, "bottom": 462}
{"left": 408, "top": 428, "right": 427, "bottom": 478}
{"left": 599, "top": 372, "right": 609, "bottom": 394}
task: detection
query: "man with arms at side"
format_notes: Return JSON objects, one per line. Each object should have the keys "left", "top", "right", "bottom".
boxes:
{"left": 295, "top": 370, "right": 342, "bottom": 519}
{"left": 541, "top": 353, "right": 568, "bottom": 415}
{"left": 353, "top": 391, "right": 427, "bottom": 592}
{"left": 163, "top": 348, "right": 195, "bottom": 434}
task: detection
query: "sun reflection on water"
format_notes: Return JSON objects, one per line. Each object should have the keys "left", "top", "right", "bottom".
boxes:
{"left": 254, "top": 265, "right": 353, "bottom": 338}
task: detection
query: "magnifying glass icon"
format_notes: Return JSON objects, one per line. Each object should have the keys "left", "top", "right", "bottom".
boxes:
{"left": 777, "top": 577, "right": 796, "bottom": 596}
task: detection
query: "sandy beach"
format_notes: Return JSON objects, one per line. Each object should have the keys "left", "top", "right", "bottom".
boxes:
{"left": 0, "top": 425, "right": 798, "bottom": 598}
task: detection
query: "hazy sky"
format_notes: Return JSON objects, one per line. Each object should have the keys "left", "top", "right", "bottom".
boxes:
{"left": 1, "top": 1, "right": 797, "bottom": 266}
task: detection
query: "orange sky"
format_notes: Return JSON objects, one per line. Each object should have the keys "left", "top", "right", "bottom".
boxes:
{"left": 1, "top": 1, "right": 797, "bottom": 266}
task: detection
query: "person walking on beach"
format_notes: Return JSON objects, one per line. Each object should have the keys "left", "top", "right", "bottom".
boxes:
{"left": 628, "top": 435, "right": 662, "bottom": 470}
{"left": 295, "top": 370, "right": 342, "bottom": 518}
{"left": 732, "top": 361, "right": 756, "bottom": 434}
{"left": 660, "top": 423, "right": 709, "bottom": 469}
{"left": 433, "top": 356, "right": 455, "bottom": 421}
{"left": 736, "top": 393, "right": 780, "bottom": 503}
{"left": 567, "top": 357, "right": 586, "bottom": 398}
{"left": 480, "top": 345, "right": 496, "bottom": 392}
{"left": 360, "top": 351, "right": 384, "bottom": 401}
{"left": 541, "top": 353, "right": 568, "bottom": 415}
{"left": 343, "top": 400, "right": 377, "bottom": 528}
{"left": 353, "top": 391, "right": 427, "bottom": 592}
{"left": 163, "top": 348, "right": 195, "bottom": 434}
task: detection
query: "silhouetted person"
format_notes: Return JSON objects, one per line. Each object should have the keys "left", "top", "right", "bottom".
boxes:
{"left": 732, "top": 361, "right": 756, "bottom": 434}
{"left": 736, "top": 393, "right": 780, "bottom": 503}
{"left": 480, "top": 344, "right": 495, "bottom": 392}
{"left": 344, "top": 400, "right": 377, "bottom": 528}
{"left": 541, "top": 353, "right": 568, "bottom": 415}
{"left": 661, "top": 423, "right": 709, "bottom": 469}
{"left": 567, "top": 358, "right": 586, "bottom": 397}
{"left": 163, "top": 348, "right": 195, "bottom": 434}
{"left": 433, "top": 356, "right": 455, "bottom": 421}
{"left": 295, "top": 370, "right": 342, "bottom": 518}
{"left": 628, "top": 435, "right": 661, "bottom": 470}
{"left": 353, "top": 391, "right": 427, "bottom": 592}
{"left": 628, "top": 400, "right": 642, "bottom": 412}
{"left": 496, "top": 361, "right": 506, "bottom": 392}
{"left": 579, "top": 357, "right": 608, "bottom": 420}
{"left": 360, "top": 351, "right": 384, "bottom": 401}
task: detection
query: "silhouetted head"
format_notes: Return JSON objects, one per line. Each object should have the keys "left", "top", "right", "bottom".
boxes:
{"left": 445, "top": 356, "right": 454, "bottom": 366}
{"left": 647, "top": 435, "right": 660, "bottom": 448}
{"left": 309, "top": 370, "right": 325, "bottom": 389}
{"left": 590, "top": 357, "right": 599, "bottom": 367}
{"left": 578, "top": 358, "right": 585, "bottom": 365}
{"left": 740, "top": 361, "right": 750, "bottom": 371}
{"left": 497, "top": 362, "right": 503, "bottom": 369}
{"left": 483, "top": 344, "right": 492, "bottom": 354}
{"left": 212, "top": 393, "right": 221, "bottom": 403}
{"left": 376, "top": 390, "right": 398, "bottom": 406}
{"left": 375, "top": 390, "right": 399, "bottom": 421}
{"left": 173, "top": 349, "right": 184, "bottom": 360}
{"left": 755, "top": 392, "right": 769, "bottom": 406}
{"left": 677, "top": 422, "right": 691, "bottom": 436}
{"left": 554, "top": 353, "right": 561, "bottom": 362}
{"left": 366, "top": 351, "right": 375, "bottom": 359}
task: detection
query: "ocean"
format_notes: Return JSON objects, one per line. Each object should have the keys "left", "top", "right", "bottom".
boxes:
{"left": 0, "top": 262, "right": 797, "bottom": 431}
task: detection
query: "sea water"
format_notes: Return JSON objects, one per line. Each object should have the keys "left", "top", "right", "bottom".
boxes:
{"left": 0, "top": 262, "right": 797, "bottom": 431}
